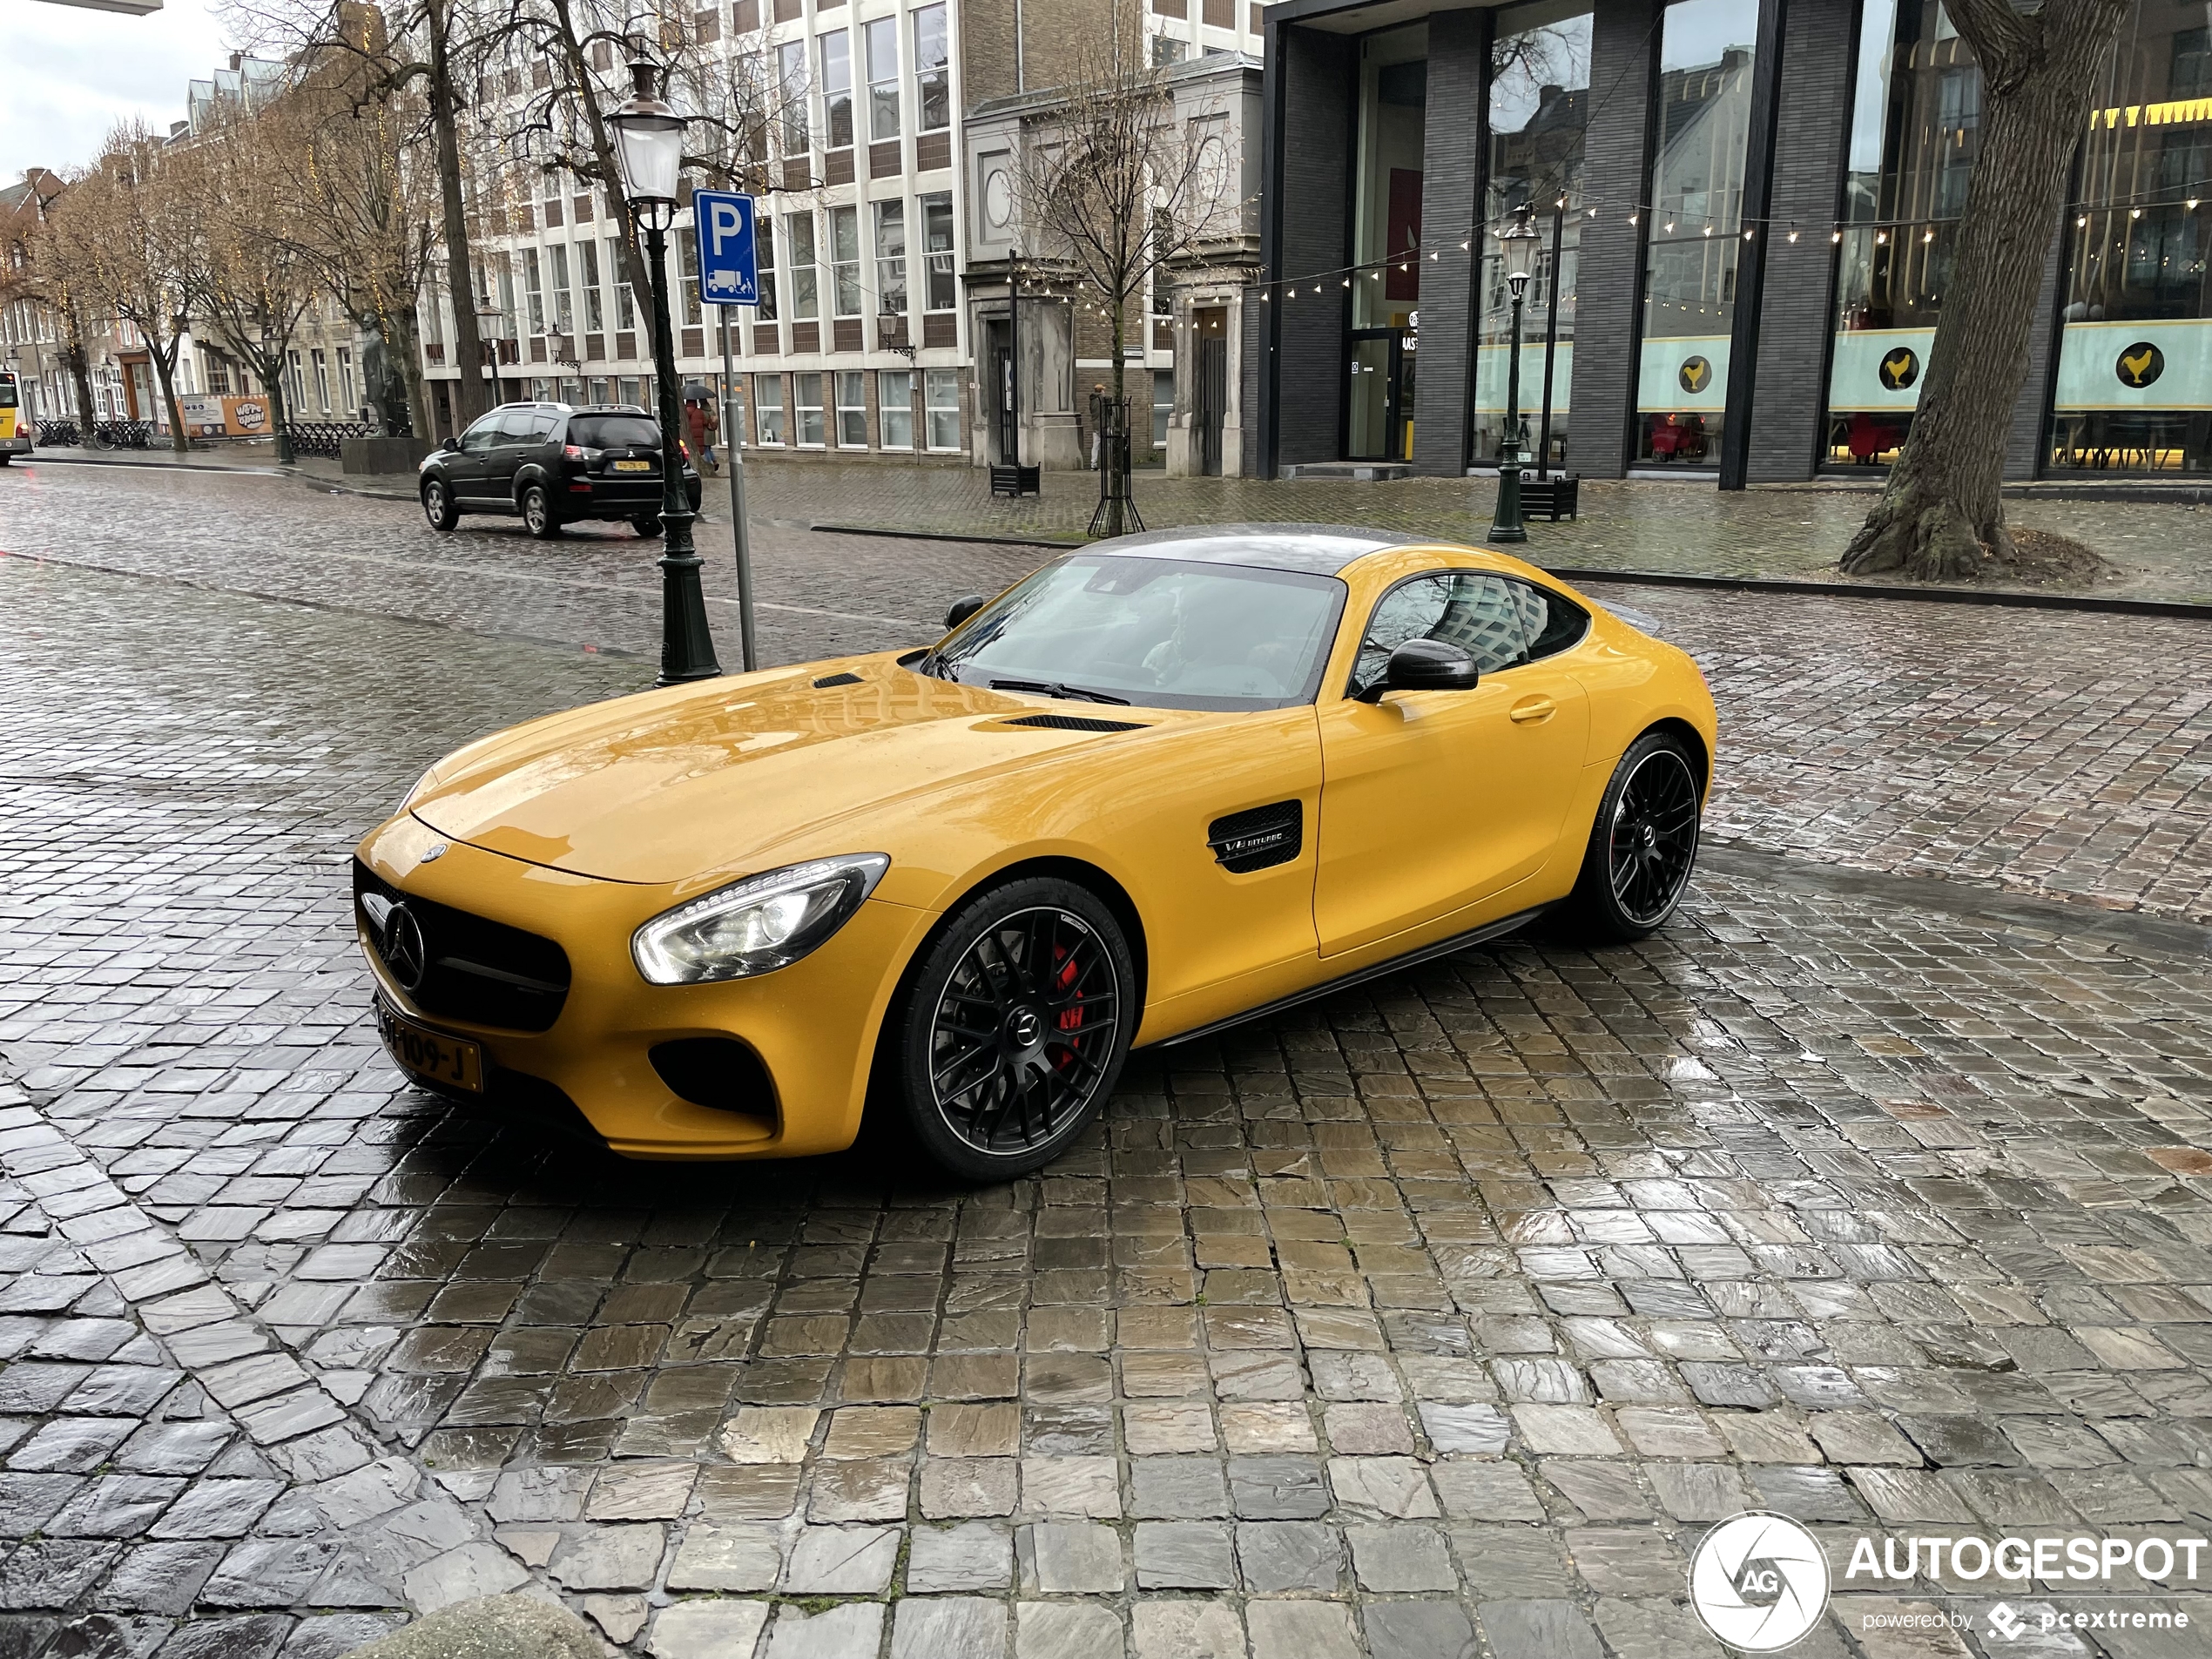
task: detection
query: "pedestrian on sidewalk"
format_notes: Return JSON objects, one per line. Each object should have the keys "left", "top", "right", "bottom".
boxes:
{"left": 685, "top": 394, "right": 721, "bottom": 475}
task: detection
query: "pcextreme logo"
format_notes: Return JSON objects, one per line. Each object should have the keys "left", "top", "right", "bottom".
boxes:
{"left": 1689, "top": 1513, "right": 1831, "bottom": 1651}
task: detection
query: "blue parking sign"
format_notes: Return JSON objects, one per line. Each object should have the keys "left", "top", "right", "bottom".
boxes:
{"left": 692, "top": 189, "right": 758, "bottom": 307}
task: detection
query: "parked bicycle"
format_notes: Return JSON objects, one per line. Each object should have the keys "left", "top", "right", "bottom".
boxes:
{"left": 88, "top": 420, "right": 152, "bottom": 451}
{"left": 36, "top": 419, "right": 79, "bottom": 448}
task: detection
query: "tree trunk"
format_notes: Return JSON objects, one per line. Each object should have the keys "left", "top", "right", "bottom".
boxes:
{"left": 1105, "top": 296, "right": 1128, "bottom": 537}
{"left": 380, "top": 306, "right": 428, "bottom": 438}
{"left": 65, "top": 338, "right": 97, "bottom": 437}
{"left": 428, "top": 0, "right": 487, "bottom": 430}
{"left": 265, "top": 374, "right": 293, "bottom": 463}
{"left": 148, "top": 337, "right": 190, "bottom": 455}
{"left": 1841, "top": 0, "right": 2131, "bottom": 579}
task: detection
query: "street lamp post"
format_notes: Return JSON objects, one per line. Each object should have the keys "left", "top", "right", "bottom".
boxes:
{"left": 610, "top": 53, "right": 722, "bottom": 688}
{"left": 1487, "top": 206, "right": 1541, "bottom": 546}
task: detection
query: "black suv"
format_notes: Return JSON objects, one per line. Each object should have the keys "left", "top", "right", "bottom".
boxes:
{"left": 420, "top": 402, "right": 703, "bottom": 537}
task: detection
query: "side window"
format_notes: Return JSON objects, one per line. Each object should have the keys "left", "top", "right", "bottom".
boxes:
{"left": 459, "top": 414, "right": 502, "bottom": 453}
{"left": 527, "top": 411, "right": 559, "bottom": 443}
{"left": 1521, "top": 584, "right": 1590, "bottom": 661}
{"left": 494, "top": 409, "right": 539, "bottom": 444}
{"left": 1352, "top": 572, "right": 1591, "bottom": 691}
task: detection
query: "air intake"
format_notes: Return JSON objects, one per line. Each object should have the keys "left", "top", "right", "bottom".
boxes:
{"left": 1208, "top": 801, "right": 1303, "bottom": 873}
{"left": 813, "top": 672, "right": 864, "bottom": 688}
{"left": 1002, "top": 713, "right": 1148, "bottom": 733}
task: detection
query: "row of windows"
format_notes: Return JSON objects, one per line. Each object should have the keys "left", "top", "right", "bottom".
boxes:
{"left": 775, "top": 3, "right": 950, "bottom": 155}
{"left": 752, "top": 367, "right": 961, "bottom": 449}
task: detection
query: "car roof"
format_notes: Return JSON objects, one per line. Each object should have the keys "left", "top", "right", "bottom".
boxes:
{"left": 1093, "top": 524, "right": 1440, "bottom": 577}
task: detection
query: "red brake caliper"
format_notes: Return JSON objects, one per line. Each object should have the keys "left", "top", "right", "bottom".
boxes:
{"left": 1053, "top": 946, "right": 1083, "bottom": 1064}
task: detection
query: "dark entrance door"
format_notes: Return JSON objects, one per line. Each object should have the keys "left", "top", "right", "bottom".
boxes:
{"left": 1193, "top": 307, "right": 1228, "bottom": 477}
{"left": 1345, "top": 329, "right": 1413, "bottom": 462}
{"left": 988, "top": 320, "right": 1015, "bottom": 465}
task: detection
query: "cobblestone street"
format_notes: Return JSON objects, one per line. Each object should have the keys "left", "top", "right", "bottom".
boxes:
{"left": 3, "top": 463, "right": 2211, "bottom": 1658}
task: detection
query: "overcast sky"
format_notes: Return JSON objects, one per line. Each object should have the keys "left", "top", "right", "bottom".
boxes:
{"left": 3, "top": 0, "right": 237, "bottom": 183}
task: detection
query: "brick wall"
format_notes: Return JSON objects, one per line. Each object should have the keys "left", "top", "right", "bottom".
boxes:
{"left": 1745, "top": 0, "right": 1853, "bottom": 483}
{"left": 1566, "top": 0, "right": 1661, "bottom": 480}
{"left": 1412, "top": 10, "right": 1487, "bottom": 478}
{"left": 1265, "top": 23, "right": 1356, "bottom": 473}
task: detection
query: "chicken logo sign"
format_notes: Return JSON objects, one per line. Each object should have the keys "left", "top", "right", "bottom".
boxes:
{"left": 2117, "top": 341, "right": 2164, "bottom": 389}
{"left": 1678, "top": 355, "right": 1713, "bottom": 394}
{"left": 1878, "top": 346, "right": 1920, "bottom": 391}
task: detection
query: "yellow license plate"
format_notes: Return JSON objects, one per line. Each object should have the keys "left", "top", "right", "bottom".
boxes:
{"left": 375, "top": 995, "right": 483, "bottom": 1092}
{"left": 613, "top": 459, "right": 652, "bottom": 471}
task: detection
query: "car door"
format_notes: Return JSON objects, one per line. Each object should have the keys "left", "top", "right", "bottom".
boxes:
{"left": 482, "top": 408, "right": 550, "bottom": 507}
{"left": 446, "top": 412, "right": 504, "bottom": 500}
{"left": 1314, "top": 570, "right": 1591, "bottom": 957}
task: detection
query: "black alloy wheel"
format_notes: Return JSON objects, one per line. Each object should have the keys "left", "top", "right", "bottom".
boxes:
{"left": 894, "top": 877, "right": 1135, "bottom": 1181}
{"left": 1563, "top": 731, "right": 1703, "bottom": 942}
{"left": 522, "top": 484, "right": 561, "bottom": 539}
{"left": 422, "top": 477, "right": 459, "bottom": 531}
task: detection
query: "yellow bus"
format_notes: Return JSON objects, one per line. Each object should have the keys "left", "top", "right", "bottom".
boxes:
{"left": 0, "top": 370, "right": 26, "bottom": 463}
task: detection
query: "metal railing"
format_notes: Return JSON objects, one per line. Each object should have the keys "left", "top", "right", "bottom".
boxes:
{"left": 89, "top": 420, "right": 153, "bottom": 451}
{"left": 31, "top": 420, "right": 77, "bottom": 448}
{"left": 278, "top": 421, "right": 375, "bottom": 459}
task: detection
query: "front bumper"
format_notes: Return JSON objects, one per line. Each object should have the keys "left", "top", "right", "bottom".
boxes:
{"left": 354, "top": 813, "right": 934, "bottom": 1158}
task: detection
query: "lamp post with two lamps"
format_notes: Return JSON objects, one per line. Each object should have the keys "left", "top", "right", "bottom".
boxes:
{"left": 609, "top": 51, "right": 722, "bottom": 687}
{"left": 1487, "top": 205, "right": 1541, "bottom": 546}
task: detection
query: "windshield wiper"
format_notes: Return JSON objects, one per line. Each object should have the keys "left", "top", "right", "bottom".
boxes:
{"left": 988, "top": 677, "right": 1131, "bottom": 705}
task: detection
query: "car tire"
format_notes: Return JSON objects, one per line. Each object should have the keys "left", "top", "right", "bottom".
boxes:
{"left": 1561, "top": 730, "right": 1704, "bottom": 944}
{"left": 522, "top": 484, "right": 561, "bottom": 538}
{"left": 889, "top": 876, "right": 1136, "bottom": 1183}
{"left": 421, "top": 478, "right": 460, "bottom": 531}
{"left": 631, "top": 514, "right": 662, "bottom": 537}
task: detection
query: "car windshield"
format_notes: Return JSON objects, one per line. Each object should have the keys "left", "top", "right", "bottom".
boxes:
{"left": 568, "top": 415, "right": 660, "bottom": 448}
{"left": 931, "top": 555, "right": 1347, "bottom": 712}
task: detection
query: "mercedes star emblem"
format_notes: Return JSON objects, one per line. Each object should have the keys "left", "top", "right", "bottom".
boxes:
{"left": 381, "top": 903, "right": 428, "bottom": 994}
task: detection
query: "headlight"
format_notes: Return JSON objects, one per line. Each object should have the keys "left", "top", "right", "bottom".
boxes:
{"left": 632, "top": 854, "right": 890, "bottom": 985}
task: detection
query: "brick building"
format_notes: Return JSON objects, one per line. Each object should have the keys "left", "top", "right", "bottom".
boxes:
{"left": 1257, "top": 0, "right": 2212, "bottom": 484}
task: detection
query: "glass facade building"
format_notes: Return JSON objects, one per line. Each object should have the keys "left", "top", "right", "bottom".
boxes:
{"left": 1261, "top": 0, "right": 2210, "bottom": 484}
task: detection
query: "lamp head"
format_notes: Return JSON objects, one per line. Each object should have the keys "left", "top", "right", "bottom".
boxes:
{"left": 609, "top": 56, "right": 685, "bottom": 209}
{"left": 1498, "top": 203, "right": 1541, "bottom": 287}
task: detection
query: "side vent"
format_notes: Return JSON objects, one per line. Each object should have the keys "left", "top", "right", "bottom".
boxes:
{"left": 1208, "top": 801, "right": 1303, "bottom": 873}
{"left": 1003, "top": 713, "right": 1148, "bottom": 733}
{"left": 813, "top": 671, "right": 864, "bottom": 688}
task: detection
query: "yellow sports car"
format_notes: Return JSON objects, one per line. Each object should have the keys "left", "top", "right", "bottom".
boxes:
{"left": 354, "top": 527, "right": 1715, "bottom": 1179}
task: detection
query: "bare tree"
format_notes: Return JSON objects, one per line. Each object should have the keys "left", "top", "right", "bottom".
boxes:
{"left": 44, "top": 124, "right": 203, "bottom": 454}
{"left": 180, "top": 110, "right": 322, "bottom": 462}
{"left": 7, "top": 177, "right": 103, "bottom": 436}
{"left": 1010, "top": 10, "right": 1240, "bottom": 531}
{"left": 225, "top": 0, "right": 494, "bottom": 429}
{"left": 1840, "top": 0, "right": 2134, "bottom": 580}
{"left": 264, "top": 33, "right": 443, "bottom": 435}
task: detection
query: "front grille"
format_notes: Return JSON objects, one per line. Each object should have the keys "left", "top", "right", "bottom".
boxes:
{"left": 354, "top": 860, "right": 571, "bottom": 1032}
{"left": 1002, "top": 713, "right": 1149, "bottom": 733}
{"left": 1208, "top": 801, "right": 1304, "bottom": 873}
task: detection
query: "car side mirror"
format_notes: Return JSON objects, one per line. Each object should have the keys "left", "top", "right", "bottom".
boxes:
{"left": 1358, "top": 637, "right": 1480, "bottom": 703}
{"left": 442, "top": 436, "right": 461, "bottom": 452}
{"left": 945, "top": 593, "right": 986, "bottom": 631}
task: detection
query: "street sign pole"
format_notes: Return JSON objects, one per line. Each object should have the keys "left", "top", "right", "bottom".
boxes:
{"left": 719, "top": 305, "right": 757, "bottom": 671}
{"left": 692, "top": 188, "right": 761, "bottom": 671}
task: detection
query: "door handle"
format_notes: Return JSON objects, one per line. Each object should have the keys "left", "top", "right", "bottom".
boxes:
{"left": 1509, "top": 697, "right": 1556, "bottom": 724}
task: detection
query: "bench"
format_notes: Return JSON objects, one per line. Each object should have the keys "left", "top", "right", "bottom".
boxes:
{"left": 990, "top": 463, "right": 1042, "bottom": 498}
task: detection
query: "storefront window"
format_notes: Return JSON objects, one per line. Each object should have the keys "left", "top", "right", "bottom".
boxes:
{"left": 1347, "top": 24, "right": 1425, "bottom": 461}
{"left": 2048, "top": 12, "right": 2212, "bottom": 473}
{"left": 1476, "top": 1, "right": 1589, "bottom": 467}
{"left": 1824, "top": 0, "right": 1976, "bottom": 466}
{"left": 1633, "top": 0, "right": 1758, "bottom": 466}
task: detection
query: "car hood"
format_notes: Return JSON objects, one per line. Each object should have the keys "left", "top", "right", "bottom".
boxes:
{"left": 408, "top": 658, "right": 1169, "bottom": 886}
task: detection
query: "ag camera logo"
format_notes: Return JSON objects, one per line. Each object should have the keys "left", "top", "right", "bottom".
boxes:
{"left": 1690, "top": 1512, "right": 1831, "bottom": 1651}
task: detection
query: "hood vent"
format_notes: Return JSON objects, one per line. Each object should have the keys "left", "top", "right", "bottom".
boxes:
{"left": 1003, "top": 713, "right": 1148, "bottom": 733}
{"left": 813, "top": 671, "right": 864, "bottom": 688}
{"left": 1208, "top": 800, "right": 1303, "bottom": 873}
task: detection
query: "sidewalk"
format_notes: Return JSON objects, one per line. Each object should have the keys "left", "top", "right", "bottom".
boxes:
{"left": 29, "top": 443, "right": 2212, "bottom": 604}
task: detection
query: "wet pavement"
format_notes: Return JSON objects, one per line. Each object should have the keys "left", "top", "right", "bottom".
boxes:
{"left": 2, "top": 463, "right": 2211, "bottom": 1656}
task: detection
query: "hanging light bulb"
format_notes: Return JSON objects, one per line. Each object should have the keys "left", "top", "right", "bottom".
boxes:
{"left": 2077, "top": 214, "right": 2089, "bottom": 227}
{"left": 1629, "top": 215, "right": 1638, "bottom": 226}
{"left": 2130, "top": 206, "right": 2142, "bottom": 219}
{"left": 1875, "top": 230, "right": 1888, "bottom": 244}
{"left": 1743, "top": 227, "right": 1754, "bottom": 240}
{"left": 1831, "top": 230, "right": 1842, "bottom": 243}
{"left": 2189, "top": 198, "right": 2202, "bottom": 210}
{"left": 1922, "top": 229, "right": 1934, "bottom": 243}
{"left": 1702, "top": 223, "right": 1713, "bottom": 237}
{"left": 1788, "top": 229, "right": 1800, "bottom": 242}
